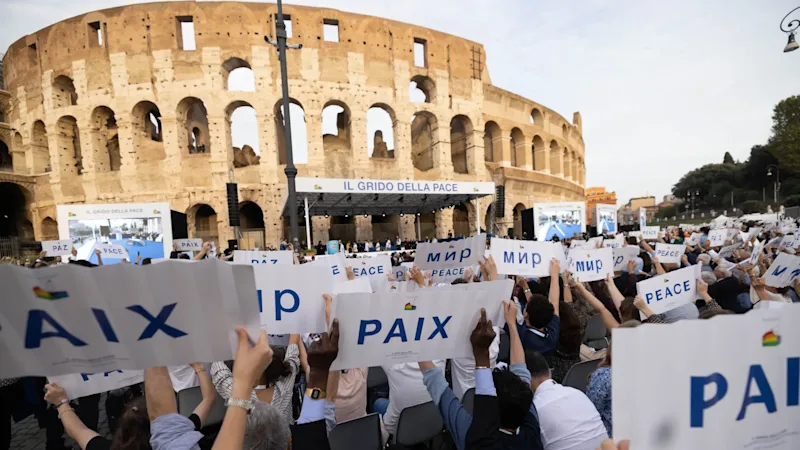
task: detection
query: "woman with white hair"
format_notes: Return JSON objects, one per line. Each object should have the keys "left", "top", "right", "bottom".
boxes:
{"left": 240, "top": 402, "right": 291, "bottom": 450}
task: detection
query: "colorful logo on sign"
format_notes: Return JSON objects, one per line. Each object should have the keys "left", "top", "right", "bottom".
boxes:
{"left": 404, "top": 302, "right": 416, "bottom": 311}
{"left": 68, "top": 212, "right": 76, "bottom": 217}
{"left": 473, "top": 187, "right": 479, "bottom": 192}
{"left": 33, "top": 286, "right": 69, "bottom": 300}
{"left": 314, "top": 184, "right": 322, "bottom": 190}
{"left": 153, "top": 210, "right": 161, "bottom": 214}
{"left": 762, "top": 330, "right": 780, "bottom": 347}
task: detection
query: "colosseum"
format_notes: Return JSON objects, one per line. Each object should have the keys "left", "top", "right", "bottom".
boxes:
{"left": 0, "top": 1, "right": 586, "bottom": 250}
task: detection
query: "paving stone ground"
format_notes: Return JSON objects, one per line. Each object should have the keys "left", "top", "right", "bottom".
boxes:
{"left": 9, "top": 394, "right": 109, "bottom": 450}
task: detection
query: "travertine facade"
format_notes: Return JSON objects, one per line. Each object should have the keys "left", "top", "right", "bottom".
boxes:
{"left": 0, "top": 2, "right": 586, "bottom": 247}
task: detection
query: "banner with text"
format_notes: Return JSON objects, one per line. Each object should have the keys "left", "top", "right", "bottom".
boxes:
{"left": 708, "top": 229, "right": 729, "bottom": 247}
{"left": 568, "top": 247, "right": 613, "bottom": 282}
{"left": 491, "top": 238, "right": 563, "bottom": 277}
{"left": 253, "top": 264, "right": 334, "bottom": 334}
{"left": 349, "top": 255, "right": 391, "bottom": 290}
{"left": 49, "top": 370, "right": 144, "bottom": 400}
{"left": 763, "top": 253, "right": 800, "bottom": 288}
{"left": 330, "top": 280, "right": 513, "bottom": 370}
{"left": 233, "top": 250, "right": 294, "bottom": 266}
{"left": 0, "top": 260, "right": 260, "bottom": 378}
{"left": 95, "top": 243, "right": 129, "bottom": 260}
{"left": 174, "top": 239, "right": 203, "bottom": 252}
{"left": 636, "top": 265, "right": 698, "bottom": 315}
{"left": 641, "top": 226, "right": 660, "bottom": 240}
{"left": 613, "top": 247, "right": 641, "bottom": 272}
{"left": 654, "top": 243, "right": 685, "bottom": 264}
{"left": 414, "top": 234, "right": 486, "bottom": 270}
{"left": 613, "top": 304, "right": 800, "bottom": 449}
{"left": 42, "top": 240, "right": 73, "bottom": 257}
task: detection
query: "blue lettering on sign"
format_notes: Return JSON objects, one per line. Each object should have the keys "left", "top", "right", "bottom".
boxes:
{"left": 770, "top": 266, "right": 787, "bottom": 277}
{"left": 81, "top": 370, "right": 123, "bottom": 382}
{"left": 353, "top": 266, "right": 385, "bottom": 277}
{"left": 274, "top": 289, "right": 300, "bottom": 320}
{"left": 54, "top": 245, "right": 69, "bottom": 251}
{"left": 689, "top": 358, "right": 800, "bottom": 428}
{"left": 431, "top": 267, "right": 465, "bottom": 277}
{"left": 427, "top": 253, "right": 441, "bottom": 263}
{"left": 250, "top": 259, "right": 279, "bottom": 264}
{"left": 445, "top": 251, "right": 456, "bottom": 262}
{"left": 25, "top": 303, "right": 187, "bottom": 349}
{"left": 460, "top": 248, "right": 471, "bottom": 262}
{"left": 614, "top": 256, "right": 624, "bottom": 266}
{"left": 332, "top": 265, "right": 341, "bottom": 276}
{"left": 357, "top": 316, "right": 453, "bottom": 345}
{"left": 644, "top": 280, "right": 692, "bottom": 304}
{"left": 503, "top": 251, "right": 542, "bottom": 268}
{"left": 575, "top": 260, "right": 603, "bottom": 273}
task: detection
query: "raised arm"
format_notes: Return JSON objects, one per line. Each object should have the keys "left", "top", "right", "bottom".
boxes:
{"left": 194, "top": 242, "right": 211, "bottom": 260}
{"left": 574, "top": 282, "right": 619, "bottom": 330}
{"left": 190, "top": 363, "right": 217, "bottom": 428}
{"left": 505, "top": 301, "right": 524, "bottom": 365}
{"left": 144, "top": 367, "right": 178, "bottom": 420}
{"left": 548, "top": 259, "right": 560, "bottom": 317}
{"left": 604, "top": 273, "right": 625, "bottom": 312}
{"left": 44, "top": 383, "right": 99, "bottom": 450}
{"left": 94, "top": 249, "right": 103, "bottom": 266}
{"left": 653, "top": 257, "right": 666, "bottom": 275}
{"left": 516, "top": 276, "right": 532, "bottom": 303}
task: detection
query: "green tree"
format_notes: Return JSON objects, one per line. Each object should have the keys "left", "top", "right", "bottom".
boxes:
{"left": 768, "top": 95, "right": 800, "bottom": 172}
{"left": 785, "top": 195, "right": 800, "bottom": 207}
{"left": 723, "top": 152, "right": 734, "bottom": 164}
{"left": 741, "top": 200, "right": 765, "bottom": 214}
{"left": 656, "top": 205, "right": 677, "bottom": 218}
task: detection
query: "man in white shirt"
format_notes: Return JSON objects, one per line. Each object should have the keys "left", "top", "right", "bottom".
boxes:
{"left": 527, "top": 351, "right": 607, "bottom": 450}
{"left": 373, "top": 360, "right": 446, "bottom": 436}
{"left": 386, "top": 239, "right": 392, "bottom": 250}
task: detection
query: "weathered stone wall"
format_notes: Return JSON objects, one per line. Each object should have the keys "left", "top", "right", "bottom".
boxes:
{"left": 1, "top": 1, "right": 586, "bottom": 246}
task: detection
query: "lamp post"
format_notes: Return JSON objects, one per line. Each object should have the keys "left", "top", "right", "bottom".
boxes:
{"left": 781, "top": 6, "right": 800, "bottom": 53}
{"left": 265, "top": 0, "right": 303, "bottom": 253}
{"left": 686, "top": 190, "right": 699, "bottom": 219}
{"left": 767, "top": 165, "right": 780, "bottom": 204}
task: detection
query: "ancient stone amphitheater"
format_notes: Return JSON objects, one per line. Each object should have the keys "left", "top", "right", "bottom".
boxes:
{"left": 0, "top": 2, "right": 585, "bottom": 248}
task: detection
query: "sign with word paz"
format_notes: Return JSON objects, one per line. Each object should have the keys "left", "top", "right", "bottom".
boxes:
{"left": 568, "top": 247, "right": 613, "bottom": 282}
{"left": 636, "top": 265, "right": 698, "bottom": 315}
{"left": 763, "top": 253, "right": 800, "bottom": 288}
{"left": 173, "top": 239, "right": 203, "bottom": 252}
{"left": 654, "top": 243, "right": 684, "bottom": 264}
{"left": 0, "top": 259, "right": 260, "bottom": 377}
{"left": 42, "top": 240, "right": 73, "bottom": 257}
{"left": 491, "top": 238, "right": 564, "bottom": 277}
{"left": 330, "top": 279, "right": 513, "bottom": 370}
{"left": 613, "top": 304, "right": 800, "bottom": 449}
{"left": 641, "top": 226, "right": 660, "bottom": 240}
{"left": 253, "top": 263, "right": 334, "bottom": 334}
{"left": 414, "top": 234, "right": 486, "bottom": 270}
{"left": 49, "top": 370, "right": 143, "bottom": 400}
{"left": 233, "top": 250, "right": 293, "bottom": 266}
{"left": 613, "top": 247, "right": 640, "bottom": 272}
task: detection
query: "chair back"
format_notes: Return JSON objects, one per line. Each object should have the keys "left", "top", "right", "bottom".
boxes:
{"left": 561, "top": 359, "right": 601, "bottom": 393}
{"left": 583, "top": 314, "right": 608, "bottom": 341}
{"left": 393, "top": 401, "right": 444, "bottom": 446}
{"left": 329, "top": 413, "right": 383, "bottom": 450}
{"left": 176, "top": 387, "right": 227, "bottom": 428}
{"left": 462, "top": 387, "right": 476, "bottom": 415}
{"left": 367, "top": 366, "right": 389, "bottom": 389}
{"left": 498, "top": 332, "right": 510, "bottom": 363}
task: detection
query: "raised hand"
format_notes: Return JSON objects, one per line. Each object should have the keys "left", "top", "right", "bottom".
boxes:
{"left": 479, "top": 255, "right": 498, "bottom": 281}
{"left": 549, "top": 257, "right": 560, "bottom": 277}
{"left": 696, "top": 278, "right": 709, "bottom": 295}
{"left": 232, "top": 327, "right": 273, "bottom": 389}
{"left": 503, "top": 300, "right": 518, "bottom": 325}
{"left": 307, "top": 320, "right": 340, "bottom": 373}
{"left": 470, "top": 308, "right": 496, "bottom": 367}
{"left": 627, "top": 259, "right": 637, "bottom": 273}
{"left": 345, "top": 266, "right": 355, "bottom": 281}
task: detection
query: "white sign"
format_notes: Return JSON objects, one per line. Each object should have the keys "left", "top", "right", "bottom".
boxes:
{"left": 330, "top": 280, "right": 513, "bottom": 370}
{"left": 0, "top": 260, "right": 260, "bottom": 377}
{"left": 349, "top": 255, "right": 391, "bottom": 283}
{"left": 613, "top": 247, "right": 640, "bottom": 272}
{"left": 49, "top": 370, "right": 143, "bottom": 400}
{"left": 332, "top": 277, "right": 373, "bottom": 295}
{"left": 708, "top": 229, "right": 728, "bottom": 247}
{"left": 311, "top": 253, "right": 348, "bottom": 284}
{"left": 603, "top": 239, "right": 621, "bottom": 249}
{"left": 253, "top": 264, "right": 334, "bottom": 334}
{"left": 430, "top": 266, "right": 476, "bottom": 284}
{"left": 173, "top": 239, "right": 203, "bottom": 252}
{"left": 613, "top": 304, "right": 800, "bottom": 449}
{"left": 719, "top": 243, "right": 742, "bottom": 259}
{"left": 95, "top": 243, "right": 129, "bottom": 259}
{"left": 233, "top": 250, "right": 294, "bottom": 266}
{"left": 763, "top": 253, "right": 800, "bottom": 288}
{"left": 639, "top": 208, "right": 647, "bottom": 228}
{"left": 780, "top": 235, "right": 799, "bottom": 249}
{"left": 635, "top": 265, "right": 697, "bottom": 315}
{"left": 414, "top": 234, "right": 486, "bottom": 270}
{"left": 596, "top": 204, "right": 617, "bottom": 233}
{"left": 491, "top": 238, "right": 563, "bottom": 277}
{"left": 533, "top": 202, "right": 586, "bottom": 241}
{"left": 586, "top": 236, "right": 603, "bottom": 248}
{"left": 294, "top": 177, "right": 495, "bottom": 195}
{"left": 629, "top": 231, "right": 642, "bottom": 242}
{"left": 686, "top": 233, "right": 700, "bottom": 246}
{"left": 747, "top": 241, "right": 764, "bottom": 266}
{"left": 641, "top": 226, "right": 660, "bottom": 240}
{"left": 654, "top": 243, "right": 684, "bottom": 264}
{"left": 568, "top": 247, "right": 613, "bottom": 282}
{"left": 42, "top": 240, "right": 73, "bottom": 257}
{"left": 569, "top": 240, "right": 587, "bottom": 249}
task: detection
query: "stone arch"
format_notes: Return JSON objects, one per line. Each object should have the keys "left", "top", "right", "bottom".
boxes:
{"left": 419, "top": 212, "right": 436, "bottom": 240}
{"left": 52, "top": 75, "right": 78, "bottom": 108}
{"left": 239, "top": 201, "right": 265, "bottom": 249}
{"left": 530, "top": 108, "right": 543, "bottom": 125}
{"left": 226, "top": 100, "right": 260, "bottom": 168}
{"left": 89, "top": 106, "right": 120, "bottom": 172}
{"left": 177, "top": 97, "right": 211, "bottom": 155}
{"left": 274, "top": 98, "right": 307, "bottom": 165}
{"left": 31, "top": 121, "right": 51, "bottom": 173}
{"left": 510, "top": 127, "right": 525, "bottom": 168}
{"left": 512, "top": 202, "right": 527, "bottom": 238}
{"left": 484, "top": 204, "right": 495, "bottom": 235}
{"left": 321, "top": 100, "right": 351, "bottom": 150}
{"left": 563, "top": 148, "right": 572, "bottom": 179}
{"left": 532, "top": 135, "right": 544, "bottom": 171}
{"left": 483, "top": 121, "right": 501, "bottom": 162}
{"left": 131, "top": 101, "right": 166, "bottom": 162}
{"left": 549, "top": 140, "right": 561, "bottom": 175}
{"left": 56, "top": 116, "right": 83, "bottom": 176}
{"left": 222, "top": 57, "right": 255, "bottom": 92}
{"left": 41, "top": 217, "right": 59, "bottom": 241}
{"left": 368, "top": 103, "right": 396, "bottom": 159}
{"left": 453, "top": 204, "right": 470, "bottom": 237}
{"left": 0, "top": 139, "right": 11, "bottom": 171}
{"left": 12, "top": 132, "right": 25, "bottom": 173}
{"left": 187, "top": 203, "right": 218, "bottom": 246}
{"left": 409, "top": 75, "right": 436, "bottom": 103}
{"left": 0, "top": 182, "right": 33, "bottom": 238}
{"left": 562, "top": 123, "right": 568, "bottom": 137}
{"left": 450, "top": 115, "right": 473, "bottom": 174}
{"left": 411, "top": 111, "right": 438, "bottom": 172}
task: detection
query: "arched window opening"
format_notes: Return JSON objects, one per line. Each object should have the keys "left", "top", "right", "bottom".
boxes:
{"left": 239, "top": 201, "right": 265, "bottom": 249}
{"left": 512, "top": 203, "right": 526, "bottom": 238}
{"left": 453, "top": 204, "right": 470, "bottom": 237}
{"left": 368, "top": 105, "right": 395, "bottom": 159}
{"left": 41, "top": 217, "right": 59, "bottom": 241}
{"left": 409, "top": 75, "right": 435, "bottom": 103}
{"left": 223, "top": 58, "right": 255, "bottom": 92}
{"left": 411, "top": 112, "right": 437, "bottom": 172}
{"left": 450, "top": 115, "right": 472, "bottom": 174}
{"left": 549, "top": 140, "right": 561, "bottom": 175}
{"left": 274, "top": 100, "right": 308, "bottom": 165}
{"left": 132, "top": 102, "right": 166, "bottom": 163}
{"left": 0, "top": 183, "right": 32, "bottom": 238}
{"left": 0, "top": 140, "right": 11, "bottom": 171}
{"left": 90, "top": 106, "right": 120, "bottom": 172}
{"left": 532, "top": 135, "right": 544, "bottom": 171}
{"left": 32, "top": 121, "right": 51, "bottom": 173}
{"left": 190, "top": 204, "right": 218, "bottom": 247}
{"left": 53, "top": 75, "right": 77, "bottom": 108}
{"left": 329, "top": 215, "right": 355, "bottom": 244}
{"left": 228, "top": 102, "right": 260, "bottom": 168}
{"left": 56, "top": 116, "right": 83, "bottom": 175}
{"left": 510, "top": 128, "right": 524, "bottom": 168}
{"left": 177, "top": 97, "right": 211, "bottom": 155}
{"left": 322, "top": 101, "right": 351, "bottom": 150}
{"left": 530, "top": 108, "right": 543, "bottom": 125}
{"left": 483, "top": 121, "right": 500, "bottom": 163}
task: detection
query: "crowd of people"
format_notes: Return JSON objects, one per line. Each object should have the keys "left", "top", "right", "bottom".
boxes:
{"left": 1, "top": 218, "right": 798, "bottom": 450}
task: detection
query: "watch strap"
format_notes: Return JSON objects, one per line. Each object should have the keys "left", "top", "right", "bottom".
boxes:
{"left": 225, "top": 397, "right": 253, "bottom": 412}
{"left": 305, "top": 387, "right": 327, "bottom": 400}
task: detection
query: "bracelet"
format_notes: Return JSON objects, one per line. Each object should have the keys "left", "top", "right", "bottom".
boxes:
{"left": 475, "top": 366, "right": 491, "bottom": 370}
{"left": 57, "top": 406, "right": 74, "bottom": 419}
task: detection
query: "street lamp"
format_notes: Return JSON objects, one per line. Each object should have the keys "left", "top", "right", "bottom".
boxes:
{"left": 767, "top": 165, "right": 781, "bottom": 204}
{"left": 781, "top": 6, "right": 799, "bottom": 53}
{"left": 686, "top": 190, "right": 700, "bottom": 219}
{"left": 265, "top": 0, "right": 303, "bottom": 253}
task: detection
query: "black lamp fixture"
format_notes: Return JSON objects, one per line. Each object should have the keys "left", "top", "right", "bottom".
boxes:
{"left": 781, "top": 6, "right": 799, "bottom": 53}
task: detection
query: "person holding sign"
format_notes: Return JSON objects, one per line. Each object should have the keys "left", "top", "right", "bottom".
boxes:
{"left": 515, "top": 259, "right": 561, "bottom": 356}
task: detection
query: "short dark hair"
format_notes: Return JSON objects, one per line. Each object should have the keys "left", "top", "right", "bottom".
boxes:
{"left": 525, "top": 295, "right": 554, "bottom": 329}
{"left": 492, "top": 369, "right": 533, "bottom": 430}
{"left": 451, "top": 278, "right": 469, "bottom": 285}
{"left": 110, "top": 396, "right": 150, "bottom": 450}
{"left": 69, "top": 259, "right": 97, "bottom": 268}
{"left": 141, "top": 258, "right": 152, "bottom": 265}
{"left": 619, "top": 297, "right": 638, "bottom": 322}
{"left": 524, "top": 350, "right": 550, "bottom": 379}
{"left": 260, "top": 346, "right": 293, "bottom": 387}
{"left": 178, "top": 253, "right": 191, "bottom": 260}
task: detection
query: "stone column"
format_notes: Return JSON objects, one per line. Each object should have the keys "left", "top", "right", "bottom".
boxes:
{"left": 519, "top": 135, "right": 533, "bottom": 170}
{"left": 435, "top": 209, "right": 454, "bottom": 239}
{"left": 160, "top": 117, "right": 183, "bottom": 192}
{"left": 355, "top": 216, "right": 373, "bottom": 242}
{"left": 399, "top": 215, "right": 416, "bottom": 241}
{"left": 497, "top": 135, "right": 512, "bottom": 167}
{"left": 305, "top": 115, "right": 324, "bottom": 173}
{"left": 535, "top": 145, "right": 549, "bottom": 173}
{"left": 311, "top": 216, "right": 331, "bottom": 244}
{"left": 434, "top": 120, "right": 453, "bottom": 177}
{"left": 207, "top": 114, "right": 231, "bottom": 190}
{"left": 350, "top": 112, "right": 370, "bottom": 176}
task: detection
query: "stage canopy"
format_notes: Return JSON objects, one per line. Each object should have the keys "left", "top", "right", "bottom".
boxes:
{"left": 282, "top": 177, "right": 495, "bottom": 217}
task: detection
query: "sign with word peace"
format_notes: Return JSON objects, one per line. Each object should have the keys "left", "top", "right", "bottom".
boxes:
{"left": 414, "top": 234, "right": 486, "bottom": 270}
{"left": 613, "top": 304, "right": 799, "bottom": 449}
{"left": 708, "top": 229, "right": 729, "bottom": 247}
{"left": 654, "top": 243, "right": 684, "bottom": 264}
{"left": 491, "top": 238, "right": 564, "bottom": 277}
{"left": 49, "top": 370, "right": 143, "bottom": 400}
{"left": 641, "top": 226, "right": 660, "bottom": 240}
{"left": 95, "top": 243, "right": 129, "bottom": 259}
{"left": 233, "top": 250, "right": 293, "bottom": 266}
{"left": 349, "top": 255, "right": 391, "bottom": 290}
{"left": 0, "top": 259, "right": 260, "bottom": 377}
{"left": 330, "top": 279, "right": 513, "bottom": 370}
{"left": 568, "top": 247, "right": 613, "bottom": 282}
{"left": 173, "top": 239, "right": 203, "bottom": 252}
{"left": 613, "top": 247, "right": 640, "bottom": 272}
{"left": 763, "top": 253, "right": 800, "bottom": 288}
{"left": 253, "top": 263, "right": 334, "bottom": 334}
{"left": 42, "top": 240, "right": 73, "bottom": 257}
{"left": 635, "top": 265, "right": 697, "bottom": 315}
{"left": 430, "top": 265, "right": 477, "bottom": 284}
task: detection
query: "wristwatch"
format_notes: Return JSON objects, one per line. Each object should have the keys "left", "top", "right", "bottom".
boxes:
{"left": 305, "top": 387, "right": 327, "bottom": 400}
{"left": 225, "top": 397, "right": 254, "bottom": 412}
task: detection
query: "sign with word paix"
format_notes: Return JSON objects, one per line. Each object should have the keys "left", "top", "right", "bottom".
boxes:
{"left": 491, "top": 238, "right": 564, "bottom": 277}
{"left": 613, "top": 304, "right": 800, "bottom": 449}
{"left": 42, "top": 240, "right": 73, "bottom": 257}
{"left": 654, "top": 243, "right": 684, "bottom": 264}
{"left": 330, "top": 280, "right": 513, "bottom": 370}
{"left": 233, "top": 250, "right": 293, "bottom": 266}
{"left": 49, "top": 370, "right": 143, "bottom": 400}
{"left": 253, "top": 263, "right": 334, "bottom": 334}
{"left": 414, "top": 234, "right": 486, "bottom": 270}
{"left": 173, "top": 239, "right": 203, "bottom": 252}
{"left": 635, "top": 265, "right": 698, "bottom": 315}
{"left": 568, "top": 247, "right": 613, "bottom": 282}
